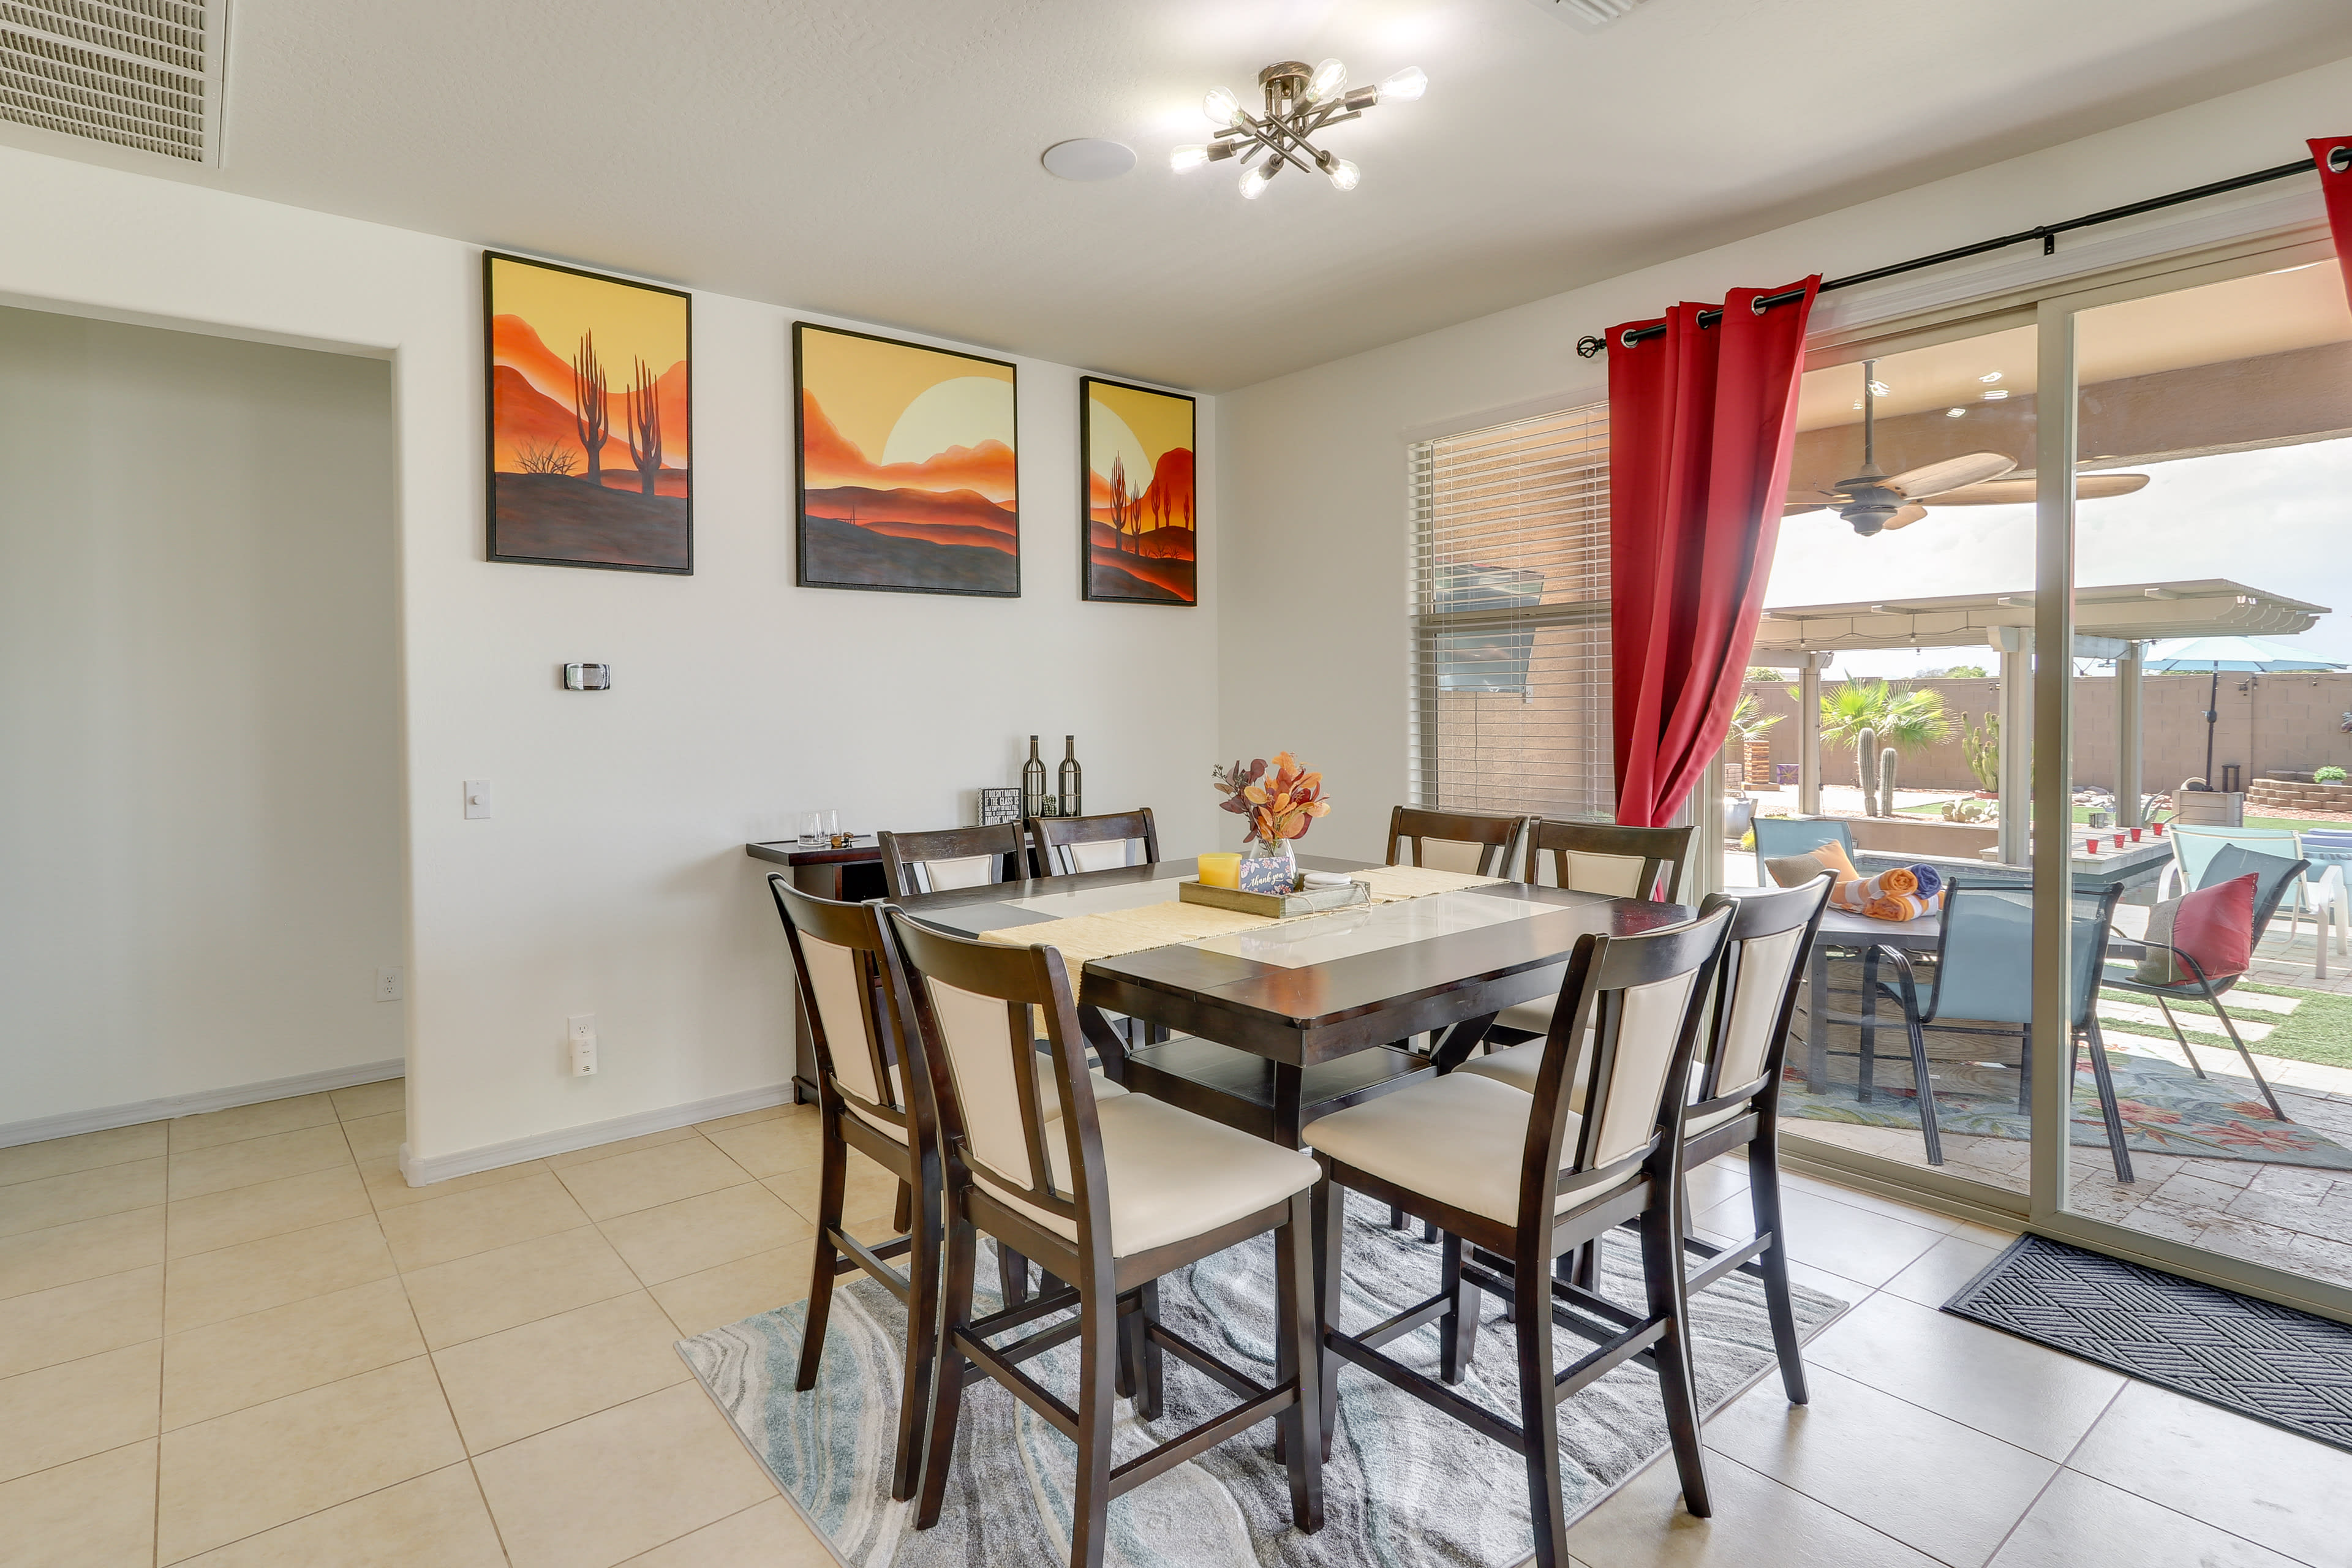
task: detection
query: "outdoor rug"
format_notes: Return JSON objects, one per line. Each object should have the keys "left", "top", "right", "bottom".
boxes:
{"left": 1946, "top": 1233, "right": 2352, "bottom": 1453}
{"left": 677, "top": 1192, "right": 1848, "bottom": 1568}
{"left": 1777, "top": 1039, "right": 2352, "bottom": 1170}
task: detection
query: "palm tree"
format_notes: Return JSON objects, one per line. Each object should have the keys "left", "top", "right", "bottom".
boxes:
{"left": 1814, "top": 678, "right": 1954, "bottom": 753}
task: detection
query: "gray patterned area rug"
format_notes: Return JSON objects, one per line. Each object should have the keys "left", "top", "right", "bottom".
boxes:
{"left": 678, "top": 1194, "right": 1848, "bottom": 1568}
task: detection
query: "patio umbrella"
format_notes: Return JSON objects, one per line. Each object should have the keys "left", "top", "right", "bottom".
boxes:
{"left": 2143, "top": 636, "right": 2345, "bottom": 788}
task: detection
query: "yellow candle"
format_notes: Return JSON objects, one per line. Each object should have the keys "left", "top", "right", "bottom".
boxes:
{"left": 1197, "top": 853, "right": 1242, "bottom": 889}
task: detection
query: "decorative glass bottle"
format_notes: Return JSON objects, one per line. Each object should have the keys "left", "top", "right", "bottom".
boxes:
{"left": 1058, "top": 736, "right": 1084, "bottom": 819}
{"left": 1022, "top": 736, "right": 1050, "bottom": 818}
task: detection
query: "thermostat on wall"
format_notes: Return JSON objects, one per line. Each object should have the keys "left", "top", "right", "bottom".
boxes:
{"left": 562, "top": 663, "right": 611, "bottom": 691}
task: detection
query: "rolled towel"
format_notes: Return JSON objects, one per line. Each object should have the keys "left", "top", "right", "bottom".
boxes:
{"left": 1905, "top": 862, "right": 1943, "bottom": 900}
{"left": 1875, "top": 865, "right": 1920, "bottom": 896}
{"left": 1865, "top": 891, "right": 1935, "bottom": 922}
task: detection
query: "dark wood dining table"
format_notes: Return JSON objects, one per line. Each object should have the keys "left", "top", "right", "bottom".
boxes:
{"left": 891, "top": 852, "right": 1695, "bottom": 1145}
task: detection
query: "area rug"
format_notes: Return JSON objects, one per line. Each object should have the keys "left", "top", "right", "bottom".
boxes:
{"left": 678, "top": 1193, "right": 1847, "bottom": 1568}
{"left": 1778, "top": 1031, "right": 2352, "bottom": 1170}
{"left": 1946, "top": 1234, "right": 2352, "bottom": 1453}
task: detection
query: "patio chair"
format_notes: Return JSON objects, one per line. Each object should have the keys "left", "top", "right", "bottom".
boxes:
{"left": 1751, "top": 816, "right": 1856, "bottom": 884}
{"left": 2296, "top": 828, "right": 2352, "bottom": 975}
{"left": 2107, "top": 843, "right": 2309, "bottom": 1123}
{"left": 1861, "top": 881, "right": 2136, "bottom": 1183}
{"left": 2161, "top": 826, "right": 2345, "bottom": 979}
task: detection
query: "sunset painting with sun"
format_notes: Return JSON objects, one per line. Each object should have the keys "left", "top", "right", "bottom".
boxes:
{"left": 794, "top": 324, "right": 1019, "bottom": 596}
{"left": 1082, "top": 377, "right": 1195, "bottom": 605}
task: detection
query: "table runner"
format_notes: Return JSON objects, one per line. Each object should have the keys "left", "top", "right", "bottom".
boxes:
{"left": 977, "top": 865, "right": 1507, "bottom": 963}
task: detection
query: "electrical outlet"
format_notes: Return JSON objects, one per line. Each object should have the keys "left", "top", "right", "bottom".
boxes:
{"left": 567, "top": 1012, "right": 598, "bottom": 1076}
{"left": 374, "top": 967, "right": 404, "bottom": 1003}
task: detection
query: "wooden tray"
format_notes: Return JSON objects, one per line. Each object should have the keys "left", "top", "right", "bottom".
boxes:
{"left": 1176, "top": 877, "right": 1370, "bottom": 919}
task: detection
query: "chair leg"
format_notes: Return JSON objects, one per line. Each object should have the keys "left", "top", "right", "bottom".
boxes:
{"left": 1745, "top": 1132, "right": 1808, "bottom": 1405}
{"left": 889, "top": 1156, "right": 941, "bottom": 1502}
{"left": 1905, "top": 1014, "right": 1943, "bottom": 1166}
{"left": 1389, "top": 1204, "right": 1408, "bottom": 1231}
{"left": 2154, "top": 995, "right": 2208, "bottom": 1078}
{"left": 1067, "top": 1271, "right": 1121, "bottom": 1568}
{"left": 1859, "top": 952, "right": 1881, "bottom": 1104}
{"left": 1315, "top": 1175, "right": 1346, "bottom": 1461}
{"left": 2206, "top": 990, "right": 2290, "bottom": 1122}
{"left": 998, "top": 1243, "right": 1030, "bottom": 1306}
{"left": 1514, "top": 1243, "right": 1573, "bottom": 1567}
{"left": 1439, "top": 1231, "right": 1479, "bottom": 1384}
{"left": 2075, "top": 1020, "right": 2136, "bottom": 1184}
{"left": 793, "top": 1118, "right": 848, "bottom": 1392}
{"left": 893, "top": 1179, "right": 913, "bottom": 1235}
{"left": 1273, "top": 1190, "right": 1325, "bottom": 1532}
{"left": 914, "top": 1215, "right": 978, "bottom": 1530}
{"left": 1639, "top": 1191, "right": 1712, "bottom": 1519}
{"left": 1131, "top": 1281, "right": 1164, "bottom": 1420}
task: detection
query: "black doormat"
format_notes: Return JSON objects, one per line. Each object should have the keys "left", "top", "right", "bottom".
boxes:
{"left": 1945, "top": 1234, "right": 2352, "bottom": 1453}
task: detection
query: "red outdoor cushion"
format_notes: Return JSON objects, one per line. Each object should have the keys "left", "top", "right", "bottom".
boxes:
{"left": 2137, "top": 872, "right": 2257, "bottom": 985}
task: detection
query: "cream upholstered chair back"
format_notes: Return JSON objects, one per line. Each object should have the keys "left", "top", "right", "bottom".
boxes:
{"left": 766, "top": 875, "right": 909, "bottom": 1129}
{"left": 1387, "top": 806, "right": 1527, "bottom": 878}
{"left": 879, "top": 823, "right": 1026, "bottom": 899}
{"left": 1032, "top": 808, "right": 1160, "bottom": 879}
{"left": 1523, "top": 821, "right": 1695, "bottom": 903}
{"left": 1522, "top": 907, "right": 1732, "bottom": 1207}
{"left": 886, "top": 910, "right": 1106, "bottom": 1237}
{"left": 1695, "top": 876, "right": 1834, "bottom": 1107}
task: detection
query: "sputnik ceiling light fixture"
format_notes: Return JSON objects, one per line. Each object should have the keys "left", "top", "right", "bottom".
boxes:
{"left": 1171, "top": 58, "right": 1427, "bottom": 198}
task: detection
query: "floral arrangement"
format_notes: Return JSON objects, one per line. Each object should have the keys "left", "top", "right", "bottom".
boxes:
{"left": 1212, "top": 753, "right": 1332, "bottom": 857}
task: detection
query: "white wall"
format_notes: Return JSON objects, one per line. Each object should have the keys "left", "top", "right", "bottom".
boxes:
{"left": 0, "top": 307, "right": 402, "bottom": 1128}
{"left": 1216, "top": 55, "right": 2352, "bottom": 864}
{"left": 0, "top": 145, "right": 1219, "bottom": 1172}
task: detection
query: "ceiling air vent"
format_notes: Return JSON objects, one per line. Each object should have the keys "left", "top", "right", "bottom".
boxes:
{"left": 0, "top": 0, "right": 224, "bottom": 164}
{"left": 1521, "top": 0, "right": 1653, "bottom": 29}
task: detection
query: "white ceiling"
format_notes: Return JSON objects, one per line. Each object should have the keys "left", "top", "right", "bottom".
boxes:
{"left": 9, "top": 0, "right": 2352, "bottom": 390}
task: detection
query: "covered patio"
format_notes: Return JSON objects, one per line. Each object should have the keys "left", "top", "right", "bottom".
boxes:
{"left": 1747, "top": 577, "right": 2329, "bottom": 865}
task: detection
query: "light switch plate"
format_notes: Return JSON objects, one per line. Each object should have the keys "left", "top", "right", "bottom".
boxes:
{"left": 464, "top": 780, "right": 493, "bottom": 820}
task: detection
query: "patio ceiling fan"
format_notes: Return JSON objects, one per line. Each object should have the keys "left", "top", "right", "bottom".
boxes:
{"left": 1784, "top": 360, "right": 2017, "bottom": 536}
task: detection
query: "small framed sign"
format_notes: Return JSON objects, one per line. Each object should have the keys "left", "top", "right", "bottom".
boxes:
{"left": 978, "top": 787, "right": 1023, "bottom": 827}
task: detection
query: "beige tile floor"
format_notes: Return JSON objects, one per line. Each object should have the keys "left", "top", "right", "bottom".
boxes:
{"left": 4, "top": 1080, "right": 2348, "bottom": 1567}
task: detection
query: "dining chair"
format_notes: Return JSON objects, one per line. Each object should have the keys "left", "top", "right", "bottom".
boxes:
{"left": 2162, "top": 826, "right": 2343, "bottom": 979}
{"left": 1305, "top": 903, "right": 1735, "bottom": 1567}
{"left": 2106, "top": 843, "right": 2309, "bottom": 1122}
{"left": 878, "top": 823, "right": 1027, "bottom": 898}
{"left": 886, "top": 910, "right": 1325, "bottom": 1568}
{"left": 1387, "top": 805, "right": 1529, "bottom": 876}
{"left": 763, "top": 875, "right": 937, "bottom": 1501}
{"left": 1031, "top": 808, "right": 1159, "bottom": 877}
{"left": 1482, "top": 820, "right": 1696, "bottom": 1047}
{"left": 1862, "top": 881, "right": 2136, "bottom": 1181}
{"left": 1662, "top": 874, "right": 1834, "bottom": 1405}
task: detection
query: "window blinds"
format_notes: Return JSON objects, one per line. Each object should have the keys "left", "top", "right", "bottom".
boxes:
{"left": 1408, "top": 401, "right": 1613, "bottom": 823}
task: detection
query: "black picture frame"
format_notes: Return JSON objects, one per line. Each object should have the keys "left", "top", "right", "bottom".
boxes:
{"left": 484, "top": 251, "right": 693, "bottom": 575}
{"left": 794, "top": 321, "right": 1021, "bottom": 598}
{"left": 1079, "top": 374, "right": 1196, "bottom": 606}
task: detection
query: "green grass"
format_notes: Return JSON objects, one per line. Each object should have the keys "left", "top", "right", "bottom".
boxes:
{"left": 2098, "top": 980, "right": 2352, "bottom": 1071}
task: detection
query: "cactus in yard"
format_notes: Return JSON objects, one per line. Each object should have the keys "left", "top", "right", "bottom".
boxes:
{"left": 1856, "top": 726, "right": 1879, "bottom": 815}
{"left": 1962, "top": 712, "right": 2000, "bottom": 793}
{"left": 1880, "top": 747, "right": 1899, "bottom": 815}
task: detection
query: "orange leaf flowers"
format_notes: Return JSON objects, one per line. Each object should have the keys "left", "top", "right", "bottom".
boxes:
{"left": 1225, "top": 750, "right": 1331, "bottom": 850}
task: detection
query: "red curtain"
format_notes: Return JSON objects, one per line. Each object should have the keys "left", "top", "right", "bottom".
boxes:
{"left": 2309, "top": 137, "right": 2352, "bottom": 314}
{"left": 1606, "top": 279, "right": 1819, "bottom": 829}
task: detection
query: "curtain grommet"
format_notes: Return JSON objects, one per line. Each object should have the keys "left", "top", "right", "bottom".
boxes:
{"left": 2331, "top": 145, "right": 2351, "bottom": 175}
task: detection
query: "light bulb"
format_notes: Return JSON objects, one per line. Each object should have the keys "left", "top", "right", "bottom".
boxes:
{"left": 1204, "top": 86, "right": 1242, "bottom": 126}
{"left": 1325, "top": 157, "right": 1360, "bottom": 192}
{"left": 1308, "top": 58, "right": 1348, "bottom": 102}
{"left": 1238, "top": 164, "right": 1273, "bottom": 200}
{"left": 1376, "top": 66, "right": 1428, "bottom": 103}
{"left": 1170, "top": 144, "right": 1210, "bottom": 172}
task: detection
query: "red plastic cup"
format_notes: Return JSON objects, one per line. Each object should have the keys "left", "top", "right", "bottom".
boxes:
{"left": 2154, "top": 822, "right": 2166, "bottom": 837}
{"left": 2114, "top": 833, "right": 2125, "bottom": 849}
{"left": 2130, "top": 827, "right": 2143, "bottom": 843}
{"left": 2086, "top": 837, "right": 2099, "bottom": 854}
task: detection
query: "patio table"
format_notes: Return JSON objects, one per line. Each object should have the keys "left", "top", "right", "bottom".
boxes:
{"left": 1803, "top": 906, "right": 1942, "bottom": 1093}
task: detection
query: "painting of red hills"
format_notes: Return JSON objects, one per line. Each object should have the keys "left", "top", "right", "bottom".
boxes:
{"left": 796, "top": 323, "right": 1018, "bottom": 597}
{"left": 1081, "top": 377, "right": 1194, "bottom": 605}
{"left": 486, "top": 252, "right": 690, "bottom": 573}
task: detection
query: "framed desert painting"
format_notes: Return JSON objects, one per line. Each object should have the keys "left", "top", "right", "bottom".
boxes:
{"left": 485, "top": 252, "right": 691, "bottom": 573}
{"left": 795, "top": 323, "right": 1019, "bottom": 597}
{"left": 1081, "top": 377, "right": 1195, "bottom": 605}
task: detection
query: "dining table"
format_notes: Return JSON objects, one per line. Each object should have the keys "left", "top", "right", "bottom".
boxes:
{"left": 889, "top": 851, "right": 1695, "bottom": 1148}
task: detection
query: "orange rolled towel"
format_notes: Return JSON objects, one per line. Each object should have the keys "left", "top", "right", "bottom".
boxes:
{"left": 1865, "top": 892, "right": 1934, "bottom": 922}
{"left": 1875, "top": 865, "right": 1920, "bottom": 895}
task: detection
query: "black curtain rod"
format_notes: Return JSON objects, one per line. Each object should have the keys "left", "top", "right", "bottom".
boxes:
{"left": 1573, "top": 147, "right": 2345, "bottom": 359}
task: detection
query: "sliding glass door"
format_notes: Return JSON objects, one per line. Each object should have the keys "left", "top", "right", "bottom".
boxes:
{"left": 2026, "top": 243, "right": 2352, "bottom": 1317}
